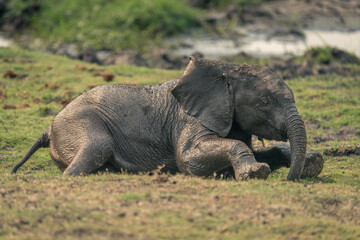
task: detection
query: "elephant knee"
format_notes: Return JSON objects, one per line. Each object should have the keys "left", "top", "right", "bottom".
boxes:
{"left": 177, "top": 156, "right": 210, "bottom": 177}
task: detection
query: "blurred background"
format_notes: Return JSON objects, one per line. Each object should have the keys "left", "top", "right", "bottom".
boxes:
{"left": 0, "top": 0, "right": 359, "bottom": 71}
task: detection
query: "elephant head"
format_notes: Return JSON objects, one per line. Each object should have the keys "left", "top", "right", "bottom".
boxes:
{"left": 172, "top": 57, "right": 306, "bottom": 180}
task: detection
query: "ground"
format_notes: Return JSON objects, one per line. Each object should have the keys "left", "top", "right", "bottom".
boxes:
{"left": 0, "top": 47, "right": 359, "bottom": 239}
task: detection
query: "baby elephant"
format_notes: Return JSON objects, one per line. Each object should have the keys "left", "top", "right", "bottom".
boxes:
{"left": 12, "top": 57, "right": 323, "bottom": 180}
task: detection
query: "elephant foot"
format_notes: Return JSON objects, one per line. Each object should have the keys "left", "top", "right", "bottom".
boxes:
{"left": 238, "top": 162, "right": 271, "bottom": 180}
{"left": 300, "top": 152, "right": 324, "bottom": 178}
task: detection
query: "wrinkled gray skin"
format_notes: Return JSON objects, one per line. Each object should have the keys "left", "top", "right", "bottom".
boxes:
{"left": 12, "top": 57, "right": 323, "bottom": 180}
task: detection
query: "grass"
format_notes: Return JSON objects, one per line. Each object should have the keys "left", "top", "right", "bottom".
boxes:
{"left": 0, "top": 47, "right": 359, "bottom": 239}
{"left": 5, "top": 0, "right": 200, "bottom": 51}
{"left": 301, "top": 47, "right": 360, "bottom": 65}
{"left": 3, "top": 0, "right": 271, "bottom": 52}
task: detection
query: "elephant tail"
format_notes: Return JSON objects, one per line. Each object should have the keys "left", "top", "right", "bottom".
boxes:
{"left": 11, "top": 127, "right": 51, "bottom": 174}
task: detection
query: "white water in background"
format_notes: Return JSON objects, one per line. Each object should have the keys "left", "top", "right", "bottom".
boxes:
{"left": 1, "top": 30, "right": 359, "bottom": 58}
{"left": 0, "top": 35, "right": 12, "bottom": 47}
{"left": 173, "top": 30, "right": 360, "bottom": 59}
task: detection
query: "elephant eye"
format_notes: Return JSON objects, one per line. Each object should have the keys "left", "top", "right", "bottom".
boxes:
{"left": 260, "top": 96, "right": 269, "bottom": 105}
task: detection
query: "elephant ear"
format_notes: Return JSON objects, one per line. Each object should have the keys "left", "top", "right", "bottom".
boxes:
{"left": 171, "top": 57, "right": 234, "bottom": 137}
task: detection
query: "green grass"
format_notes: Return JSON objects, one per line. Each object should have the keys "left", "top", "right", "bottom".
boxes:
{"left": 4, "top": 0, "right": 271, "bottom": 52}
{"left": 0, "top": 47, "right": 359, "bottom": 239}
{"left": 6, "top": 0, "right": 200, "bottom": 51}
{"left": 300, "top": 47, "right": 360, "bottom": 65}
{"left": 291, "top": 75, "right": 360, "bottom": 132}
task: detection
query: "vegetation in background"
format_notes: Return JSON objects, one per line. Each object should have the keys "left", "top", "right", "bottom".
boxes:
{"left": 0, "top": 47, "right": 359, "bottom": 239}
{"left": 4, "top": 0, "right": 200, "bottom": 51}
{"left": 302, "top": 47, "right": 360, "bottom": 65}
{"left": 2, "top": 0, "right": 271, "bottom": 52}
{"left": 223, "top": 47, "right": 360, "bottom": 66}
{"left": 221, "top": 46, "right": 360, "bottom": 80}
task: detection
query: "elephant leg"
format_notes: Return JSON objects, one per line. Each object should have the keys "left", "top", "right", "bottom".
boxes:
{"left": 253, "top": 144, "right": 324, "bottom": 178}
{"left": 298, "top": 152, "right": 324, "bottom": 178}
{"left": 50, "top": 146, "right": 68, "bottom": 172}
{"left": 253, "top": 144, "right": 291, "bottom": 171}
{"left": 63, "top": 139, "right": 114, "bottom": 176}
{"left": 177, "top": 137, "right": 270, "bottom": 180}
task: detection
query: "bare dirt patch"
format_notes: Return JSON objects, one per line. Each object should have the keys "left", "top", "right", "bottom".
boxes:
{"left": 2, "top": 69, "right": 28, "bottom": 79}
{"left": 3, "top": 69, "right": 17, "bottom": 78}
{"left": 324, "top": 145, "right": 360, "bottom": 157}
{"left": 304, "top": 119, "right": 359, "bottom": 143}
{"left": 313, "top": 126, "right": 359, "bottom": 143}
{"left": 2, "top": 104, "right": 17, "bottom": 109}
{"left": 270, "top": 58, "right": 353, "bottom": 80}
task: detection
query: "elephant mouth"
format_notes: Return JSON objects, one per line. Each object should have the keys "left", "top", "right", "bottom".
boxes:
{"left": 261, "top": 134, "right": 287, "bottom": 142}
{"left": 266, "top": 119, "right": 288, "bottom": 141}
{"left": 255, "top": 125, "right": 288, "bottom": 142}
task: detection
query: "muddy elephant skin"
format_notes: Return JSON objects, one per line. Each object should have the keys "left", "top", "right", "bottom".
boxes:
{"left": 12, "top": 57, "right": 323, "bottom": 180}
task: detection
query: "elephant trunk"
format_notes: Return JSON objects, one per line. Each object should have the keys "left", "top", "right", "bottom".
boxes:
{"left": 284, "top": 105, "right": 307, "bottom": 180}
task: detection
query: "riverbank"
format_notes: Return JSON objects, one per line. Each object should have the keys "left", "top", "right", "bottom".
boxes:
{"left": 1, "top": 0, "right": 359, "bottom": 70}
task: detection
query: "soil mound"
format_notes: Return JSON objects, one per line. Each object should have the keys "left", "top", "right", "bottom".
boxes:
{"left": 324, "top": 145, "right": 360, "bottom": 157}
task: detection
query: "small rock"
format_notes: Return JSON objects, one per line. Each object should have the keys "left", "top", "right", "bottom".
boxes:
{"left": 95, "top": 50, "right": 112, "bottom": 64}
{"left": 54, "top": 43, "right": 79, "bottom": 59}
{"left": 79, "top": 48, "right": 98, "bottom": 63}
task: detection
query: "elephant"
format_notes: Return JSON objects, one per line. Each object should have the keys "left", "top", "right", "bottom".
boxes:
{"left": 12, "top": 57, "right": 324, "bottom": 180}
